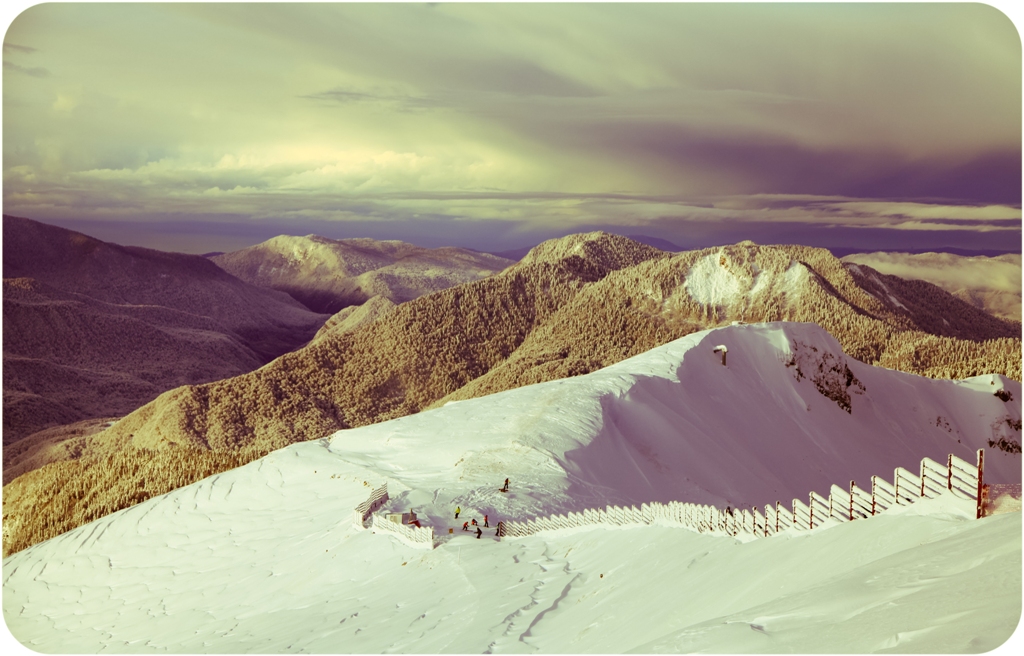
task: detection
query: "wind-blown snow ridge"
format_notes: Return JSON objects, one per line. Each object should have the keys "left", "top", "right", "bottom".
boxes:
{"left": 325, "top": 322, "right": 1019, "bottom": 535}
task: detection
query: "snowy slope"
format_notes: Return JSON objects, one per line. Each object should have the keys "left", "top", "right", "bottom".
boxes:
{"left": 3, "top": 322, "right": 1021, "bottom": 652}
{"left": 3, "top": 450, "right": 1019, "bottom": 653}
{"left": 326, "top": 321, "right": 1020, "bottom": 529}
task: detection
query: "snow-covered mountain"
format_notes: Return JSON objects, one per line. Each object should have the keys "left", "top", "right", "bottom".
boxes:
{"left": 7, "top": 233, "right": 1021, "bottom": 559}
{"left": 211, "top": 234, "right": 515, "bottom": 313}
{"left": 3, "top": 322, "right": 1020, "bottom": 652}
{"left": 326, "top": 321, "right": 1020, "bottom": 516}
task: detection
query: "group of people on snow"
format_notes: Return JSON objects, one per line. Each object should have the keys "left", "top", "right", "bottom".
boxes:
{"left": 460, "top": 515, "right": 491, "bottom": 538}
{"left": 454, "top": 478, "right": 509, "bottom": 539}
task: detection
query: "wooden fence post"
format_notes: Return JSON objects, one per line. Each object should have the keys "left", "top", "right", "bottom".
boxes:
{"left": 977, "top": 449, "right": 985, "bottom": 519}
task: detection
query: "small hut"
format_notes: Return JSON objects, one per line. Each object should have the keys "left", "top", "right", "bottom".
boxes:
{"left": 387, "top": 510, "right": 421, "bottom": 527}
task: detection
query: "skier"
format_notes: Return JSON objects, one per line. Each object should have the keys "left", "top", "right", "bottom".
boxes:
{"left": 484, "top": 514, "right": 489, "bottom": 528}
{"left": 476, "top": 527, "right": 482, "bottom": 539}
{"left": 462, "top": 522, "right": 469, "bottom": 531}
{"left": 502, "top": 478, "right": 509, "bottom": 492}
{"left": 471, "top": 518, "right": 478, "bottom": 527}
{"left": 455, "top": 506, "right": 461, "bottom": 519}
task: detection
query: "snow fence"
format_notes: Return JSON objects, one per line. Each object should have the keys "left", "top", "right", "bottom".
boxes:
{"left": 498, "top": 449, "right": 986, "bottom": 540}
{"left": 353, "top": 482, "right": 389, "bottom": 528}
{"left": 369, "top": 513, "right": 434, "bottom": 550}
{"left": 352, "top": 482, "right": 434, "bottom": 549}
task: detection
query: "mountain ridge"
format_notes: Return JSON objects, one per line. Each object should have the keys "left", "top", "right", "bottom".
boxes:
{"left": 2, "top": 216, "right": 330, "bottom": 442}
{"left": 3, "top": 232, "right": 1020, "bottom": 556}
{"left": 842, "top": 251, "right": 1022, "bottom": 321}
{"left": 210, "top": 234, "right": 515, "bottom": 314}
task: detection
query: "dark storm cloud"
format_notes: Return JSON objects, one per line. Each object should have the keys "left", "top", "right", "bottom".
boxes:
{"left": 472, "top": 108, "right": 1021, "bottom": 205}
{"left": 841, "top": 151, "right": 1023, "bottom": 205}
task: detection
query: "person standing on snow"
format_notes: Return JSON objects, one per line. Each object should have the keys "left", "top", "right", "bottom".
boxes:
{"left": 476, "top": 527, "right": 482, "bottom": 539}
{"left": 502, "top": 478, "right": 509, "bottom": 492}
{"left": 462, "top": 522, "right": 469, "bottom": 531}
{"left": 484, "top": 514, "right": 489, "bottom": 528}
{"left": 455, "top": 506, "right": 461, "bottom": 519}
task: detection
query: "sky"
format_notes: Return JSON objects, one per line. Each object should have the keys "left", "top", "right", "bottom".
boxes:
{"left": 2, "top": 2, "right": 1022, "bottom": 254}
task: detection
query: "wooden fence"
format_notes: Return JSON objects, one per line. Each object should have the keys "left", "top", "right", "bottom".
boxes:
{"left": 352, "top": 482, "right": 434, "bottom": 548}
{"left": 498, "top": 449, "right": 985, "bottom": 540}
{"left": 369, "top": 513, "right": 434, "bottom": 549}
{"left": 352, "top": 482, "right": 389, "bottom": 528}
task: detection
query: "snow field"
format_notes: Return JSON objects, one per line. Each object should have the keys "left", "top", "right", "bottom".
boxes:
{"left": 681, "top": 252, "right": 808, "bottom": 310}
{"left": 4, "top": 454, "right": 1019, "bottom": 653}
{"left": 4, "top": 321, "right": 1021, "bottom": 652}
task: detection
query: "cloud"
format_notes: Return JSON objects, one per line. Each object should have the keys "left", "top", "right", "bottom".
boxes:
{"left": 2, "top": 3, "right": 1020, "bottom": 253}
{"left": 3, "top": 42, "right": 37, "bottom": 54}
{"left": 842, "top": 251, "right": 1022, "bottom": 294}
{"left": 3, "top": 60, "right": 49, "bottom": 77}
{"left": 5, "top": 145, "right": 1018, "bottom": 239}
{"left": 817, "top": 201, "right": 1021, "bottom": 221}
{"left": 862, "top": 221, "right": 1018, "bottom": 232}
{"left": 300, "top": 87, "right": 441, "bottom": 112}
{"left": 843, "top": 251, "right": 1022, "bottom": 320}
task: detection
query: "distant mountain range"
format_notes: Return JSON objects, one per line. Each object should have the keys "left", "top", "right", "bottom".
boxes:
{"left": 3, "top": 218, "right": 519, "bottom": 452}
{"left": 2, "top": 216, "right": 330, "bottom": 445}
{"left": 490, "top": 234, "right": 1021, "bottom": 261}
{"left": 487, "top": 234, "right": 683, "bottom": 260}
{"left": 4, "top": 231, "right": 1020, "bottom": 556}
{"left": 842, "top": 251, "right": 1021, "bottom": 321}
{"left": 211, "top": 235, "right": 514, "bottom": 314}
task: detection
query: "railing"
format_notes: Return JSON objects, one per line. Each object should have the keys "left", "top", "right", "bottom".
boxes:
{"left": 498, "top": 449, "right": 986, "bottom": 540}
